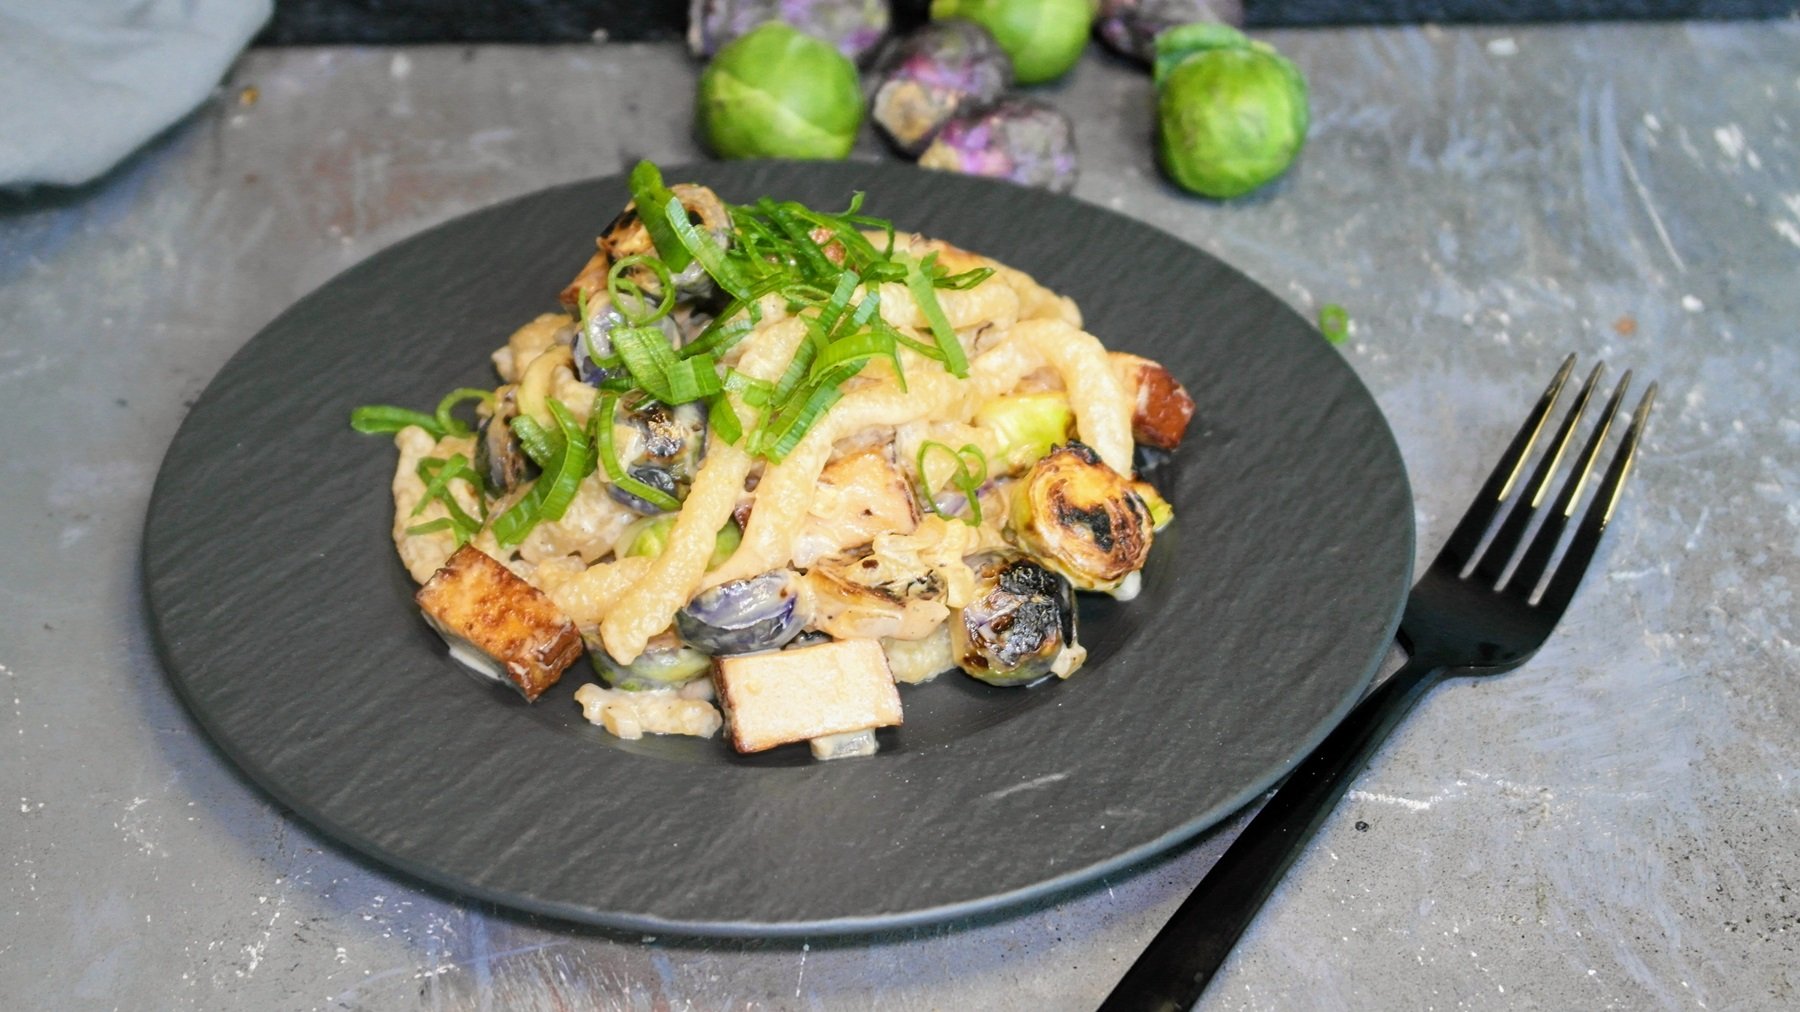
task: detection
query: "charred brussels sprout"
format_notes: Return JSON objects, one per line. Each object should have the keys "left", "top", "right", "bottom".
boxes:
{"left": 952, "top": 551, "right": 1080, "bottom": 685}
{"left": 698, "top": 22, "right": 865, "bottom": 160}
{"left": 676, "top": 569, "right": 810, "bottom": 655}
{"left": 1095, "top": 0, "right": 1244, "bottom": 64}
{"left": 975, "top": 392, "right": 1074, "bottom": 472}
{"left": 605, "top": 395, "right": 708, "bottom": 514}
{"left": 917, "top": 97, "right": 1078, "bottom": 193}
{"left": 473, "top": 391, "right": 539, "bottom": 496}
{"left": 590, "top": 629, "right": 712, "bottom": 691}
{"left": 930, "top": 0, "right": 1092, "bottom": 85}
{"left": 688, "top": 0, "right": 892, "bottom": 65}
{"left": 869, "top": 20, "right": 1013, "bottom": 157}
{"left": 1010, "top": 442, "right": 1153, "bottom": 592}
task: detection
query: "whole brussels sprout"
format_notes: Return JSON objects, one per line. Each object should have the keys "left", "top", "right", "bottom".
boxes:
{"left": 1154, "top": 24, "right": 1309, "bottom": 199}
{"left": 688, "top": 0, "right": 892, "bottom": 64}
{"left": 918, "top": 97, "right": 1078, "bottom": 193}
{"left": 697, "top": 22, "right": 865, "bottom": 160}
{"left": 1094, "top": 0, "right": 1243, "bottom": 65}
{"left": 869, "top": 19, "right": 1014, "bottom": 157}
{"left": 929, "top": 0, "right": 1093, "bottom": 85}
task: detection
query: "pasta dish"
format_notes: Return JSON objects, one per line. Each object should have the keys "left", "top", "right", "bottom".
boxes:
{"left": 353, "top": 163, "right": 1194, "bottom": 760}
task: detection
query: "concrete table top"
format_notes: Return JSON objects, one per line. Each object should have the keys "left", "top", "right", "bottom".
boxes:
{"left": 3, "top": 21, "right": 1796, "bottom": 1011}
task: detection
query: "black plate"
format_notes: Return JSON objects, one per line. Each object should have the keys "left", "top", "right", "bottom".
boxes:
{"left": 143, "top": 161, "right": 1412, "bottom": 936}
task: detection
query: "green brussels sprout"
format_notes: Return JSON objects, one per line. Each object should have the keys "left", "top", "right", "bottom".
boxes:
{"left": 930, "top": 0, "right": 1093, "bottom": 85}
{"left": 974, "top": 392, "right": 1074, "bottom": 472}
{"left": 1154, "top": 24, "right": 1308, "bottom": 199}
{"left": 697, "top": 22, "right": 864, "bottom": 159}
{"left": 622, "top": 516, "right": 742, "bottom": 569}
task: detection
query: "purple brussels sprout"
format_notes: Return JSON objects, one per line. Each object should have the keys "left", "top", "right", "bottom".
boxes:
{"left": 917, "top": 97, "right": 1078, "bottom": 193}
{"left": 869, "top": 20, "right": 1014, "bottom": 157}
{"left": 688, "top": 0, "right": 892, "bottom": 65}
{"left": 1094, "top": 0, "right": 1245, "bottom": 65}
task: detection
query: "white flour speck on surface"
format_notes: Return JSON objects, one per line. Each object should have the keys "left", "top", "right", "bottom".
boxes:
{"left": 390, "top": 53, "right": 411, "bottom": 79}
{"left": 1487, "top": 37, "right": 1518, "bottom": 56}
{"left": 1682, "top": 295, "right": 1705, "bottom": 311}
{"left": 1643, "top": 113, "right": 1662, "bottom": 131}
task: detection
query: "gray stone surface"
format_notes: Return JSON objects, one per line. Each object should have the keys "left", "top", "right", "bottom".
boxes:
{"left": 2, "top": 22, "right": 1796, "bottom": 1010}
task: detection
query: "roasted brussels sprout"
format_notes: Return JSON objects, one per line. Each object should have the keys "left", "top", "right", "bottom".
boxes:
{"left": 698, "top": 22, "right": 865, "bottom": 160}
{"left": 1010, "top": 442, "right": 1153, "bottom": 593}
{"left": 1131, "top": 479, "right": 1175, "bottom": 531}
{"left": 604, "top": 395, "right": 708, "bottom": 514}
{"left": 869, "top": 19, "right": 1013, "bottom": 157}
{"left": 918, "top": 98, "right": 1078, "bottom": 194}
{"left": 473, "top": 391, "right": 539, "bottom": 496}
{"left": 1095, "top": 0, "right": 1244, "bottom": 65}
{"left": 952, "top": 550, "right": 1081, "bottom": 685}
{"left": 688, "top": 0, "right": 892, "bottom": 65}
{"left": 930, "top": 0, "right": 1093, "bottom": 85}
{"left": 676, "top": 569, "right": 810, "bottom": 655}
{"left": 590, "top": 629, "right": 712, "bottom": 692}
{"left": 975, "top": 391, "right": 1074, "bottom": 472}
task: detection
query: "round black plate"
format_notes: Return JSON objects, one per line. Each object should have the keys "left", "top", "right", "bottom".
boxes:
{"left": 143, "top": 161, "right": 1412, "bottom": 936}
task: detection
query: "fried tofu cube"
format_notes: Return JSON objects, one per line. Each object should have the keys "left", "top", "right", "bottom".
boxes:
{"left": 1110, "top": 352, "right": 1196, "bottom": 450}
{"left": 415, "top": 545, "right": 583, "bottom": 701}
{"left": 712, "top": 639, "right": 903, "bottom": 756}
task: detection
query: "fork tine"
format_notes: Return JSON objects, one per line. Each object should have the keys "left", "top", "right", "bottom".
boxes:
{"left": 1471, "top": 362, "right": 1606, "bottom": 587}
{"left": 1527, "top": 380, "right": 1655, "bottom": 615}
{"left": 1508, "top": 371, "right": 1633, "bottom": 596}
{"left": 1435, "top": 354, "right": 1577, "bottom": 574}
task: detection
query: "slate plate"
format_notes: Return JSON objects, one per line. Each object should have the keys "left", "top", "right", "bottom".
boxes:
{"left": 143, "top": 160, "right": 1413, "bottom": 936}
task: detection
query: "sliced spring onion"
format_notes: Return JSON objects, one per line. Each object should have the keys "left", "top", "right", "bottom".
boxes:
{"left": 934, "top": 266, "right": 995, "bottom": 291}
{"left": 607, "top": 254, "right": 676, "bottom": 326}
{"left": 915, "top": 441, "right": 988, "bottom": 527}
{"left": 627, "top": 160, "right": 694, "bottom": 273}
{"left": 509, "top": 413, "right": 563, "bottom": 470}
{"left": 666, "top": 193, "right": 755, "bottom": 301}
{"left": 433, "top": 388, "right": 494, "bottom": 437}
{"left": 1319, "top": 303, "right": 1350, "bottom": 344}
{"left": 350, "top": 405, "right": 445, "bottom": 437}
{"left": 905, "top": 258, "right": 969, "bottom": 378}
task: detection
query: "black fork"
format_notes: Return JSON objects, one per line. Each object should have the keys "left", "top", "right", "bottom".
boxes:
{"left": 1101, "top": 355, "right": 1657, "bottom": 1012}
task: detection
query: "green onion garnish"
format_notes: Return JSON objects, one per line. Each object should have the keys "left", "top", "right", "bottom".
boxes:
{"left": 607, "top": 254, "right": 676, "bottom": 327}
{"left": 350, "top": 404, "right": 446, "bottom": 437}
{"left": 1319, "top": 303, "right": 1350, "bottom": 344}
{"left": 433, "top": 388, "right": 495, "bottom": 437}
{"left": 905, "top": 255, "right": 969, "bottom": 378}
{"left": 593, "top": 392, "right": 684, "bottom": 513}
{"left": 627, "top": 161, "right": 695, "bottom": 274}
{"left": 915, "top": 441, "right": 988, "bottom": 527}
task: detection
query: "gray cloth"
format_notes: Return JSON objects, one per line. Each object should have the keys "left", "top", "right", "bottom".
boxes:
{"left": 0, "top": 0, "right": 270, "bottom": 188}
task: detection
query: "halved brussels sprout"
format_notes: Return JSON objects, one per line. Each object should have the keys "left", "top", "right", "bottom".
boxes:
{"left": 975, "top": 391, "right": 1074, "bottom": 473}
{"left": 1131, "top": 479, "right": 1175, "bottom": 531}
{"left": 1010, "top": 442, "right": 1154, "bottom": 593}
{"left": 952, "top": 550, "right": 1080, "bottom": 686}
{"left": 676, "top": 569, "right": 809, "bottom": 655}
{"left": 590, "top": 629, "right": 711, "bottom": 692}
{"left": 473, "top": 390, "right": 539, "bottom": 496}
{"left": 605, "top": 395, "right": 708, "bottom": 514}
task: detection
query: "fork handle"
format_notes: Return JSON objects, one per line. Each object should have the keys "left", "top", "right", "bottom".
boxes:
{"left": 1098, "top": 657, "right": 1445, "bottom": 1012}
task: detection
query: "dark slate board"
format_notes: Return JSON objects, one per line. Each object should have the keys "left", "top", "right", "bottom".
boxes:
{"left": 142, "top": 160, "right": 1413, "bottom": 935}
{"left": 256, "top": 0, "right": 1796, "bottom": 44}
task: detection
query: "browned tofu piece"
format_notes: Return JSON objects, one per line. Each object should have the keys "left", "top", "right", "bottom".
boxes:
{"left": 415, "top": 545, "right": 582, "bottom": 701}
{"left": 557, "top": 243, "right": 609, "bottom": 311}
{"left": 712, "top": 639, "right": 903, "bottom": 755}
{"left": 1110, "top": 352, "right": 1196, "bottom": 450}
